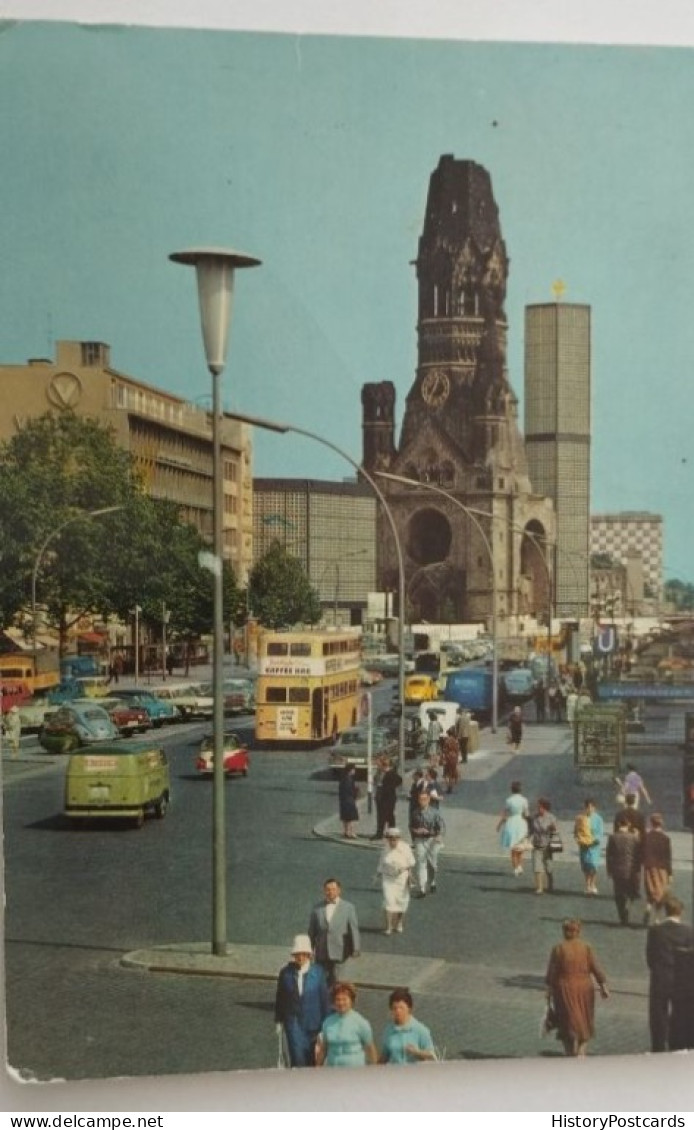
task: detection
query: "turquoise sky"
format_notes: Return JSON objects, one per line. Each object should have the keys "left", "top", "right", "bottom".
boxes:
{"left": 2, "top": 21, "right": 693, "bottom": 579}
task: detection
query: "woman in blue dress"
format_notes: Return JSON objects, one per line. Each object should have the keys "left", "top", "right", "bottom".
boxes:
{"left": 573, "top": 797, "right": 604, "bottom": 895}
{"left": 316, "top": 982, "right": 377, "bottom": 1068}
{"left": 496, "top": 780, "right": 530, "bottom": 876}
{"left": 379, "top": 988, "right": 436, "bottom": 1065}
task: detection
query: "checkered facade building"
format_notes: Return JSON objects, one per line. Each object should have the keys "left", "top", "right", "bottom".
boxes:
{"left": 590, "top": 511, "right": 663, "bottom": 599}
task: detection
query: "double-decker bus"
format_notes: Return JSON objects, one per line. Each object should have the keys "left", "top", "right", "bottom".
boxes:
{"left": 255, "top": 628, "right": 361, "bottom": 745}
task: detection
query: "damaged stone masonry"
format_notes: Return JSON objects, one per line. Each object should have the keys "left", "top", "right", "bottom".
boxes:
{"left": 362, "top": 155, "right": 557, "bottom": 627}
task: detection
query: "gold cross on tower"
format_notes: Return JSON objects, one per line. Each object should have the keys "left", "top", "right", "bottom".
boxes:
{"left": 551, "top": 279, "right": 566, "bottom": 301}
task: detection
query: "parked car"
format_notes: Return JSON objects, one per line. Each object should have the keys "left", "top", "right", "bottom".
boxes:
{"left": 39, "top": 702, "right": 119, "bottom": 754}
{"left": 196, "top": 731, "right": 250, "bottom": 777}
{"left": 107, "top": 688, "right": 179, "bottom": 728}
{"left": 375, "top": 711, "right": 426, "bottom": 761}
{"left": 150, "top": 682, "right": 214, "bottom": 720}
{"left": 95, "top": 696, "right": 151, "bottom": 735}
{"left": 359, "top": 667, "right": 383, "bottom": 687}
{"left": 327, "top": 725, "right": 398, "bottom": 776}
{"left": 404, "top": 674, "right": 438, "bottom": 705}
{"left": 17, "top": 693, "right": 57, "bottom": 733}
{"left": 198, "top": 678, "right": 256, "bottom": 715}
{"left": 64, "top": 740, "right": 170, "bottom": 827}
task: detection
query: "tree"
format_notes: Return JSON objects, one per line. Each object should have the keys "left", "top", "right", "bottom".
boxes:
{"left": 664, "top": 578, "right": 694, "bottom": 611}
{"left": 0, "top": 411, "right": 243, "bottom": 654}
{"left": 0, "top": 411, "right": 143, "bottom": 649}
{"left": 248, "top": 541, "right": 321, "bottom": 629}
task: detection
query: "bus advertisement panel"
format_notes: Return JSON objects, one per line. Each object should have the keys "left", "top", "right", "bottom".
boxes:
{"left": 255, "top": 628, "right": 361, "bottom": 745}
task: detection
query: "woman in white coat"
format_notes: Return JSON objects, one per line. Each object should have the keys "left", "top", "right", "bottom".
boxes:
{"left": 377, "top": 827, "right": 415, "bottom": 935}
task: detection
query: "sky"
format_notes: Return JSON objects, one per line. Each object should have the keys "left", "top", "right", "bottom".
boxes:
{"left": 2, "top": 0, "right": 694, "bottom": 1119}
{"left": 2, "top": 15, "right": 694, "bottom": 585}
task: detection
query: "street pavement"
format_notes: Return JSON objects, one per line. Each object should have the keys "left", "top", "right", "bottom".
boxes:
{"left": 121, "top": 720, "right": 693, "bottom": 1062}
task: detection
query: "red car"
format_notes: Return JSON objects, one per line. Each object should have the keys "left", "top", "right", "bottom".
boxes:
{"left": 96, "top": 696, "right": 151, "bottom": 735}
{"left": 196, "top": 731, "right": 249, "bottom": 777}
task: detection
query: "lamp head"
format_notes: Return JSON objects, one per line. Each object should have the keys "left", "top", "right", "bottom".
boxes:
{"left": 169, "top": 247, "right": 261, "bottom": 375}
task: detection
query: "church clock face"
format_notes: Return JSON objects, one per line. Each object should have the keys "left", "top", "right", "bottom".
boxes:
{"left": 421, "top": 368, "right": 450, "bottom": 408}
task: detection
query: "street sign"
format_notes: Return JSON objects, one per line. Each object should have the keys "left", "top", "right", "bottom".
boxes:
{"left": 594, "top": 625, "right": 618, "bottom": 655}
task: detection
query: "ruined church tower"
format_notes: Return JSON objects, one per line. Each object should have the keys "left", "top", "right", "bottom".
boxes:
{"left": 362, "top": 155, "right": 554, "bottom": 626}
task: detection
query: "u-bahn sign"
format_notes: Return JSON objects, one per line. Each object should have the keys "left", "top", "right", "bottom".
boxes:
{"left": 593, "top": 625, "right": 618, "bottom": 655}
{"left": 574, "top": 703, "right": 626, "bottom": 772}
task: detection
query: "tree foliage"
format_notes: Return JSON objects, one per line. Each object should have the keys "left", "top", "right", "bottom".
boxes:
{"left": 664, "top": 578, "right": 694, "bottom": 611}
{"left": 248, "top": 541, "right": 321, "bottom": 629}
{"left": 0, "top": 411, "right": 242, "bottom": 649}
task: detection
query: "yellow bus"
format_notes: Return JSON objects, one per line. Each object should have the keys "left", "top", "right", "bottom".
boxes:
{"left": 255, "top": 628, "right": 361, "bottom": 745}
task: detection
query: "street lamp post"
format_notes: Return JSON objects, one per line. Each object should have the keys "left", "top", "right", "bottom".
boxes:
{"left": 161, "top": 601, "right": 171, "bottom": 681}
{"left": 170, "top": 247, "right": 260, "bottom": 957}
{"left": 223, "top": 410, "right": 408, "bottom": 776}
{"left": 31, "top": 506, "right": 123, "bottom": 667}
{"left": 132, "top": 604, "right": 142, "bottom": 684}
{"left": 376, "top": 472, "right": 500, "bottom": 733}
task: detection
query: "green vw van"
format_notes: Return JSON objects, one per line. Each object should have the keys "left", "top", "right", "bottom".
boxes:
{"left": 64, "top": 740, "right": 170, "bottom": 827}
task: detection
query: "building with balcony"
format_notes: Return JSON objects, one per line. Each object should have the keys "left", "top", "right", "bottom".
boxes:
{"left": 0, "top": 340, "right": 253, "bottom": 582}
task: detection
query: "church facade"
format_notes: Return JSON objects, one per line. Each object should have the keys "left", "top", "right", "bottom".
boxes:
{"left": 361, "top": 155, "right": 555, "bottom": 631}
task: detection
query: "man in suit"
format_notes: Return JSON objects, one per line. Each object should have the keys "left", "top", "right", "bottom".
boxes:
{"left": 646, "top": 894, "right": 694, "bottom": 1052}
{"left": 274, "top": 934, "right": 330, "bottom": 1067}
{"left": 308, "top": 878, "right": 361, "bottom": 987}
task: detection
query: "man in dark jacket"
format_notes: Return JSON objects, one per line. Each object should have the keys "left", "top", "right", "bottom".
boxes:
{"left": 275, "top": 934, "right": 330, "bottom": 1067}
{"left": 646, "top": 895, "right": 694, "bottom": 1052}
{"left": 613, "top": 792, "right": 646, "bottom": 840}
{"left": 376, "top": 757, "right": 402, "bottom": 837}
{"left": 606, "top": 816, "right": 642, "bottom": 926}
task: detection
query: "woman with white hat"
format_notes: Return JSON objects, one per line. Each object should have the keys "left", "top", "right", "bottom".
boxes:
{"left": 274, "top": 933, "right": 330, "bottom": 1067}
{"left": 376, "top": 827, "right": 415, "bottom": 935}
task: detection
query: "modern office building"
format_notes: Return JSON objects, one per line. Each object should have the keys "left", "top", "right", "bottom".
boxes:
{"left": 361, "top": 155, "right": 555, "bottom": 630}
{"left": 524, "top": 302, "right": 591, "bottom": 618}
{"left": 253, "top": 478, "right": 377, "bottom": 625}
{"left": 0, "top": 340, "right": 253, "bottom": 582}
{"left": 591, "top": 511, "right": 663, "bottom": 604}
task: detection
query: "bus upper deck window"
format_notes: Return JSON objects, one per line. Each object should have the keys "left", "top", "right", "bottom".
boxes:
{"left": 290, "top": 643, "right": 311, "bottom": 657}
{"left": 267, "top": 643, "right": 288, "bottom": 657}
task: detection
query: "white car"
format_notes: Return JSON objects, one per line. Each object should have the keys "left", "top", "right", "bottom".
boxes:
{"left": 150, "top": 682, "right": 214, "bottom": 720}
{"left": 17, "top": 695, "right": 57, "bottom": 733}
{"left": 418, "top": 700, "right": 461, "bottom": 734}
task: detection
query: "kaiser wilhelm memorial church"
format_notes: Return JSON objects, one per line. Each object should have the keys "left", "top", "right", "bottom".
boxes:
{"left": 361, "top": 155, "right": 591, "bottom": 629}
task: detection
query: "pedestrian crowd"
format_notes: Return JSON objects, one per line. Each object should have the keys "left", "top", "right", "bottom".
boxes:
{"left": 275, "top": 879, "right": 437, "bottom": 1068}
{"left": 276, "top": 694, "right": 693, "bottom": 1066}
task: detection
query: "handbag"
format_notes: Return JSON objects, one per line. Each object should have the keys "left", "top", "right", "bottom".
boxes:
{"left": 548, "top": 833, "right": 563, "bottom": 854}
{"left": 540, "top": 1001, "right": 558, "bottom": 1037}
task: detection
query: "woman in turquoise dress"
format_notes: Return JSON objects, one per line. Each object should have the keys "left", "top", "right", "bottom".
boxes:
{"left": 379, "top": 988, "right": 436, "bottom": 1064}
{"left": 316, "top": 982, "right": 377, "bottom": 1068}
{"left": 573, "top": 798, "right": 604, "bottom": 895}
{"left": 496, "top": 780, "right": 530, "bottom": 876}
